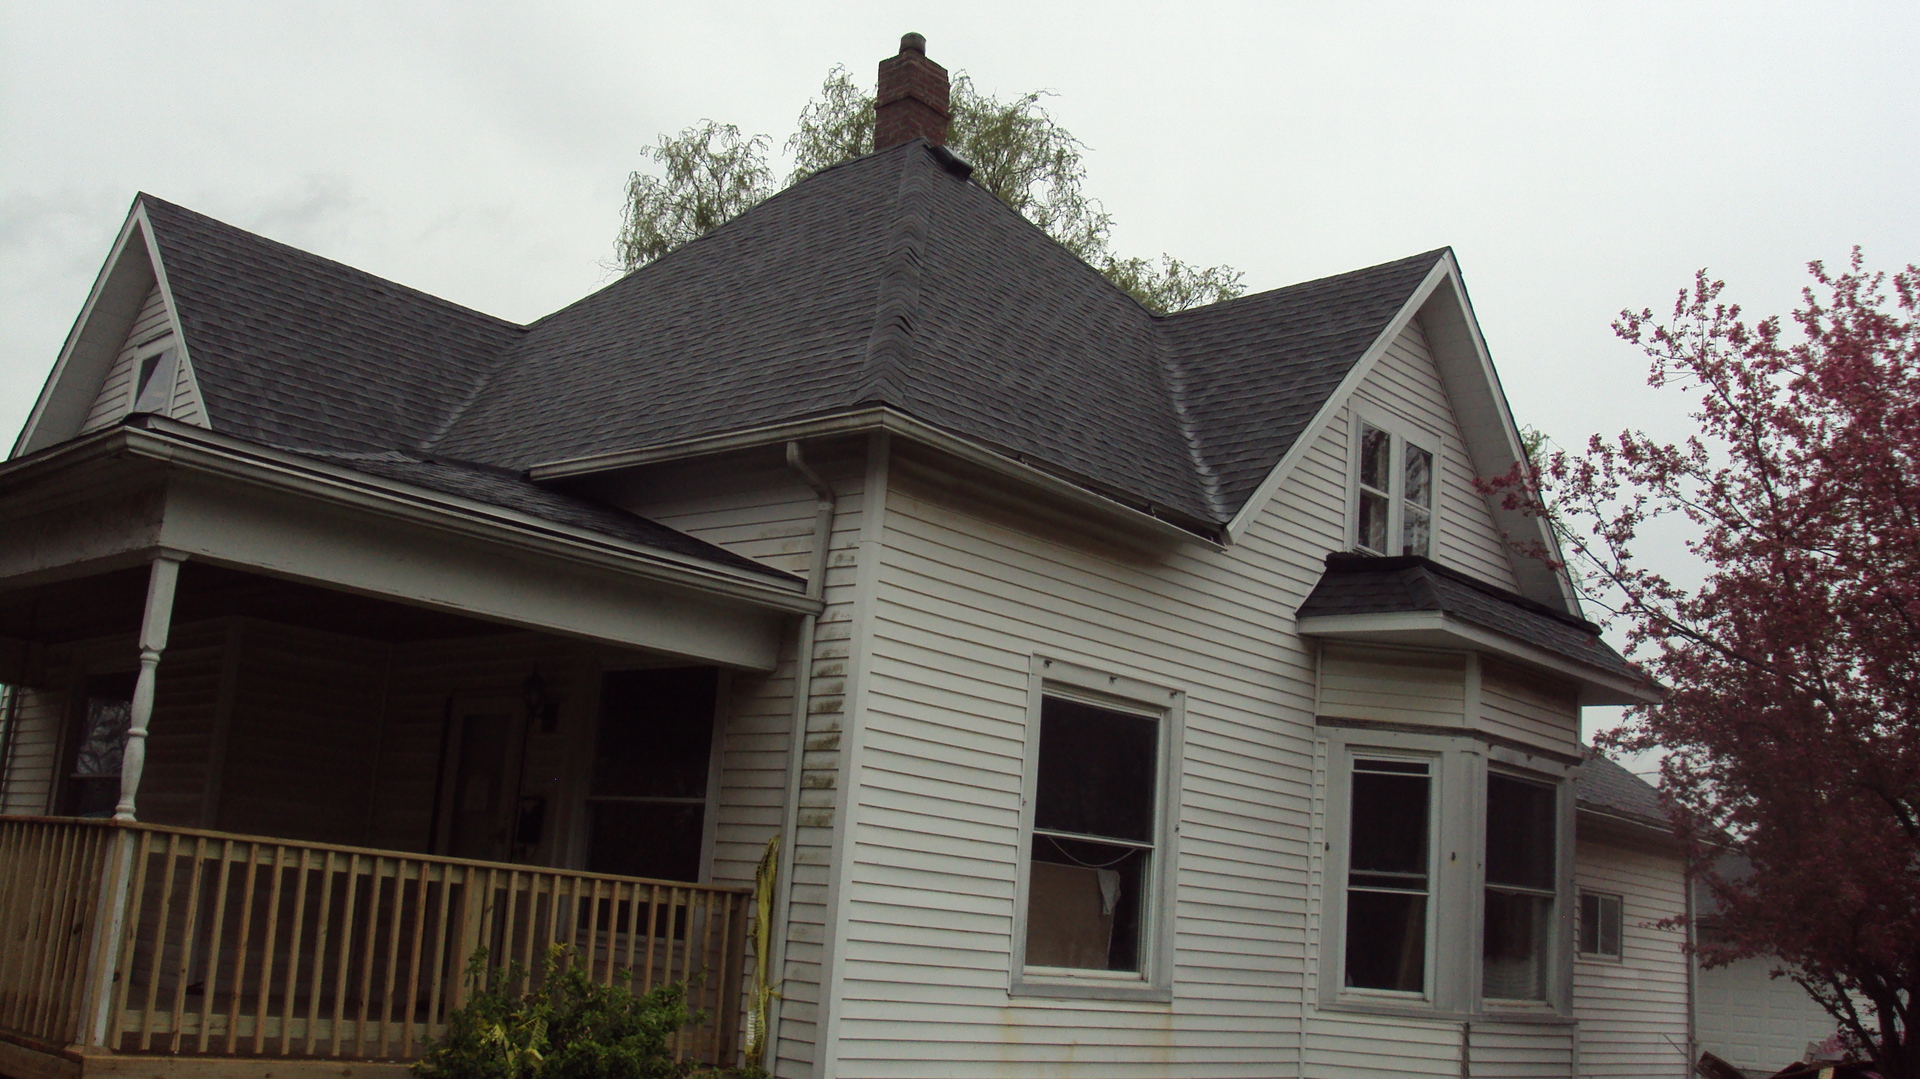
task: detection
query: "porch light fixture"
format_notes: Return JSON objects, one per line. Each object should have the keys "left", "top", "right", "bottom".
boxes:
{"left": 523, "top": 670, "right": 560, "bottom": 732}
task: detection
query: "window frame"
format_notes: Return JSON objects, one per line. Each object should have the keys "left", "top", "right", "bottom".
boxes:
{"left": 1318, "top": 723, "right": 1576, "bottom": 1020}
{"left": 1348, "top": 408, "right": 1441, "bottom": 559}
{"left": 1577, "top": 890, "right": 1626, "bottom": 961}
{"left": 1009, "top": 656, "right": 1184, "bottom": 1002}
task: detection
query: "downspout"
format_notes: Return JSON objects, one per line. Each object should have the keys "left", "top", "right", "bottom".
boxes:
{"left": 765, "top": 440, "right": 836, "bottom": 1073}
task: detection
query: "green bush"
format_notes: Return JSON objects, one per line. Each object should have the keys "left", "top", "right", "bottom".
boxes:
{"left": 414, "top": 945, "right": 745, "bottom": 1079}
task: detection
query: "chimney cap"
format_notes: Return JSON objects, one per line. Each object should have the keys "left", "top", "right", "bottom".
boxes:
{"left": 899, "top": 32, "right": 926, "bottom": 54}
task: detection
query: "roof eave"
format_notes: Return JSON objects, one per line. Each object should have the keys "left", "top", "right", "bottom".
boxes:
{"left": 1295, "top": 609, "right": 1660, "bottom": 706}
{"left": 528, "top": 406, "right": 1227, "bottom": 550}
{"left": 0, "top": 420, "right": 816, "bottom": 615}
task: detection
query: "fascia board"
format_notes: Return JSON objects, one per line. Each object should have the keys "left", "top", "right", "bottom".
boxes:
{"left": 56, "top": 421, "right": 819, "bottom": 615}
{"left": 1575, "top": 806, "right": 1678, "bottom": 848}
{"left": 11, "top": 205, "right": 154, "bottom": 459}
{"left": 1413, "top": 260, "right": 1581, "bottom": 614}
{"left": 1295, "top": 610, "right": 1658, "bottom": 706}
{"left": 132, "top": 203, "right": 206, "bottom": 427}
{"left": 1222, "top": 257, "right": 1455, "bottom": 544}
{"left": 529, "top": 406, "right": 1222, "bottom": 550}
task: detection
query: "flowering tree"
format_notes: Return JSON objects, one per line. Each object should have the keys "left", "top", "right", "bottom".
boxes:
{"left": 1492, "top": 252, "right": 1919, "bottom": 1074}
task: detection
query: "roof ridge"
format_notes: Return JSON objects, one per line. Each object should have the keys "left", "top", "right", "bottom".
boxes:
{"left": 845, "top": 144, "right": 934, "bottom": 408}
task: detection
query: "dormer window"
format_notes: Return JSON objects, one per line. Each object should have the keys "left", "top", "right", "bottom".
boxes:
{"left": 1355, "top": 419, "right": 1434, "bottom": 558}
{"left": 130, "top": 347, "right": 177, "bottom": 415}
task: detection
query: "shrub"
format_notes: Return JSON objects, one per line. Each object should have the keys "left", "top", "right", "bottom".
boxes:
{"left": 414, "top": 945, "right": 705, "bottom": 1079}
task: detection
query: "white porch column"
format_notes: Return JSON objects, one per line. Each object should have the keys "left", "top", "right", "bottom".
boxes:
{"left": 113, "top": 551, "right": 184, "bottom": 822}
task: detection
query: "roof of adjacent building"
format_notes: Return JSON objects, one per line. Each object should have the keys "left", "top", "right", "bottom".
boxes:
{"left": 129, "top": 139, "right": 1450, "bottom": 539}
{"left": 1296, "top": 552, "right": 1639, "bottom": 680}
{"left": 1575, "top": 749, "right": 1669, "bottom": 830}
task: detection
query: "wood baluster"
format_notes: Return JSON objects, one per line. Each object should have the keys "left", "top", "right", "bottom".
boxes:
{"left": 31, "top": 823, "right": 77, "bottom": 1041}
{"left": 250, "top": 845, "right": 287, "bottom": 1053}
{"left": 223, "top": 842, "right": 261, "bottom": 1054}
{"left": 642, "top": 884, "right": 661, "bottom": 994}
{"left": 164, "top": 836, "right": 208, "bottom": 1052}
{"left": 138, "top": 832, "right": 182, "bottom": 1051}
{"left": 401, "top": 860, "right": 432, "bottom": 1058}
{"left": 422, "top": 864, "right": 454, "bottom": 1048}
{"left": 378, "top": 859, "right": 407, "bottom": 1058}
{"left": 109, "top": 829, "right": 154, "bottom": 1051}
{"left": 328, "top": 853, "right": 361, "bottom": 1057}
{"left": 354, "top": 856, "right": 385, "bottom": 1058}
{"left": 279, "top": 848, "right": 312, "bottom": 1055}
{"left": 304, "top": 849, "right": 338, "bottom": 1056}
{"left": 196, "top": 838, "right": 235, "bottom": 1053}
{"left": 583, "top": 877, "right": 603, "bottom": 984}
{"left": 501, "top": 870, "right": 522, "bottom": 995}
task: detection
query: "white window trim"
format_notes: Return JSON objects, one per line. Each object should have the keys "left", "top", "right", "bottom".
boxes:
{"left": 1347, "top": 405, "right": 1441, "bottom": 558}
{"left": 1576, "top": 889, "right": 1627, "bottom": 962}
{"left": 1009, "top": 656, "right": 1184, "bottom": 1003}
{"left": 1317, "top": 723, "right": 1576, "bottom": 1020}
{"left": 129, "top": 345, "right": 178, "bottom": 417}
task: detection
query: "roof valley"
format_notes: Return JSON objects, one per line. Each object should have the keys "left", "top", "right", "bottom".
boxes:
{"left": 1150, "top": 321, "right": 1232, "bottom": 524}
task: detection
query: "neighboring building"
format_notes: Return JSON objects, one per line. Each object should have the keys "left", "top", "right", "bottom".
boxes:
{"left": 0, "top": 32, "right": 1748, "bottom": 1079}
{"left": 1692, "top": 856, "right": 1844, "bottom": 1076}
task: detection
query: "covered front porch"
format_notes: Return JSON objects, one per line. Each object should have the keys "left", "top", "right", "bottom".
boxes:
{"left": 0, "top": 424, "right": 813, "bottom": 1075}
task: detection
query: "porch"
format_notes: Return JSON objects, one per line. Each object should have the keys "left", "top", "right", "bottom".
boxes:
{"left": 0, "top": 433, "right": 814, "bottom": 1075}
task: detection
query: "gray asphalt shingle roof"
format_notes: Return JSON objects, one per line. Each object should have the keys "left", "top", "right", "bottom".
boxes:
{"left": 136, "top": 140, "right": 1451, "bottom": 539}
{"left": 1575, "top": 749, "right": 1669, "bottom": 829}
{"left": 1297, "top": 553, "right": 1642, "bottom": 681}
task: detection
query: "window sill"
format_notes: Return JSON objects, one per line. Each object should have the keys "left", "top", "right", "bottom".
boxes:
{"left": 1011, "top": 973, "right": 1172, "bottom": 1004}
{"left": 1317, "top": 999, "right": 1574, "bottom": 1026}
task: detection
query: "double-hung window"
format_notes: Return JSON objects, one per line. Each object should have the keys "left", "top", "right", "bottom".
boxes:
{"left": 1014, "top": 659, "right": 1182, "bottom": 1000}
{"left": 1355, "top": 418, "right": 1435, "bottom": 558}
{"left": 1483, "top": 773, "right": 1558, "bottom": 1000}
{"left": 1344, "top": 758, "right": 1433, "bottom": 993}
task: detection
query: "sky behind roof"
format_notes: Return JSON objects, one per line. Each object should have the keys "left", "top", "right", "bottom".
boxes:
{"left": 5, "top": 2, "right": 1917, "bottom": 752}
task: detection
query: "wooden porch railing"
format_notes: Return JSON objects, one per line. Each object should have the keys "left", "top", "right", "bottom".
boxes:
{"left": 0, "top": 817, "right": 751, "bottom": 1066}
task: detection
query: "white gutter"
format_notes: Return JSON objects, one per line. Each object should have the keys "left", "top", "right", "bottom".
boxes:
{"left": 527, "top": 407, "right": 1223, "bottom": 550}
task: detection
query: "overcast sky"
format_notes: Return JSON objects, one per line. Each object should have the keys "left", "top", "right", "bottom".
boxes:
{"left": 5, "top": 2, "right": 1917, "bottom": 750}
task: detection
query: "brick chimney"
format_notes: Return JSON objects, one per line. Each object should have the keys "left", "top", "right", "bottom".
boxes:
{"left": 874, "top": 33, "right": 950, "bottom": 151}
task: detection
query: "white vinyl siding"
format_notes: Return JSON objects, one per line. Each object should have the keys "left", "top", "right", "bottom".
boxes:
{"left": 1572, "top": 835, "right": 1691, "bottom": 1077}
{"left": 0, "top": 682, "right": 66, "bottom": 815}
{"left": 600, "top": 446, "right": 869, "bottom": 1077}
{"left": 1480, "top": 660, "right": 1581, "bottom": 757}
{"left": 1352, "top": 321, "right": 1521, "bottom": 591}
{"left": 78, "top": 282, "right": 207, "bottom": 432}
{"left": 1318, "top": 642, "right": 1467, "bottom": 727}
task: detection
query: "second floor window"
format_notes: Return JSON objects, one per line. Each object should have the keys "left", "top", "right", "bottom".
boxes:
{"left": 1356, "top": 420, "right": 1435, "bottom": 558}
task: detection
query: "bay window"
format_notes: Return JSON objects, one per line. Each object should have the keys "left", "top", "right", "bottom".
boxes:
{"left": 1323, "top": 726, "right": 1573, "bottom": 1015}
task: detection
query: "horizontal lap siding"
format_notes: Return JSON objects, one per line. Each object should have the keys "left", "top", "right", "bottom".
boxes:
{"left": 81, "top": 283, "right": 170, "bottom": 433}
{"left": 1354, "top": 322, "right": 1520, "bottom": 592}
{"left": 1572, "top": 837, "right": 1690, "bottom": 1077}
{"left": 1479, "top": 660, "right": 1580, "bottom": 757}
{"left": 216, "top": 620, "right": 387, "bottom": 845}
{"left": 1319, "top": 643, "right": 1467, "bottom": 726}
{"left": 829, "top": 446, "right": 1340, "bottom": 1079}
{"left": 136, "top": 621, "right": 228, "bottom": 826}
{"left": 613, "top": 451, "right": 868, "bottom": 1079}
{"left": 0, "top": 677, "right": 67, "bottom": 815}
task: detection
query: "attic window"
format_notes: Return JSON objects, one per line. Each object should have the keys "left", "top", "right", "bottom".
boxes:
{"left": 1355, "top": 419, "right": 1434, "bottom": 558}
{"left": 130, "top": 347, "right": 177, "bottom": 415}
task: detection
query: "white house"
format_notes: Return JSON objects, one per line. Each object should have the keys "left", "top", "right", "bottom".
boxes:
{"left": 0, "top": 33, "right": 1731, "bottom": 1079}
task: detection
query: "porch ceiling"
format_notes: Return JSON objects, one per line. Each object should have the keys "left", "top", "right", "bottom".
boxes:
{"left": 0, "top": 561, "right": 515, "bottom": 647}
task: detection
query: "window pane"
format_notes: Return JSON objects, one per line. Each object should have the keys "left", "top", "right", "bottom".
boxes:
{"left": 1360, "top": 424, "right": 1391, "bottom": 492}
{"left": 1025, "top": 834, "right": 1146, "bottom": 972}
{"left": 1404, "top": 444, "right": 1433, "bottom": 509}
{"left": 1579, "top": 892, "right": 1600, "bottom": 954}
{"left": 1345, "top": 890, "right": 1426, "bottom": 992}
{"left": 1346, "top": 759, "right": 1430, "bottom": 992}
{"left": 74, "top": 674, "right": 136, "bottom": 778}
{"left": 1350, "top": 765, "right": 1429, "bottom": 880}
{"left": 1486, "top": 775, "right": 1556, "bottom": 890}
{"left": 1033, "top": 697, "right": 1157, "bottom": 843}
{"left": 1579, "top": 892, "right": 1624, "bottom": 957}
{"left": 1483, "top": 890, "right": 1552, "bottom": 999}
{"left": 1402, "top": 506, "right": 1431, "bottom": 559}
{"left": 592, "top": 668, "right": 717, "bottom": 798}
{"left": 1358, "top": 491, "right": 1390, "bottom": 554}
{"left": 587, "top": 801, "right": 705, "bottom": 882}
